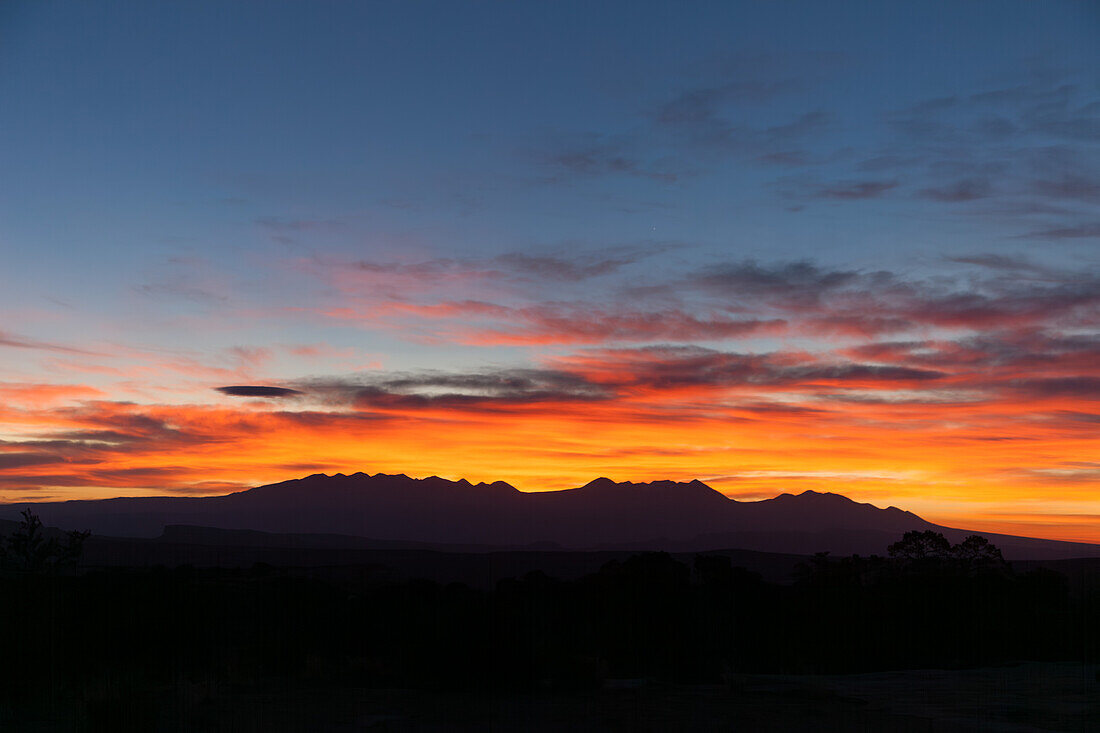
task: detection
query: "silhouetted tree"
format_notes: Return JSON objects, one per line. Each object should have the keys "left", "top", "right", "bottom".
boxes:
{"left": 59, "top": 527, "right": 92, "bottom": 567}
{"left": 7, "top": 508, "right": 48, "bottom": 571}
{"left": 888, "top": 530, "right": 952, "bottom": 561}
{"left": 888, "top": 530, "right": 1009, "bottom": 577}
{"left": 3, "top": 508, "right": 90, "bottom": 572}
{"left": 952, "top": 534, "right": 1007, "bottom": 574}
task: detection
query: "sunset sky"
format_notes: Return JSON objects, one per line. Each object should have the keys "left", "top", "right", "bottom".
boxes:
{"left": 2, "top": 2, "right": 1100, "bottom": 541}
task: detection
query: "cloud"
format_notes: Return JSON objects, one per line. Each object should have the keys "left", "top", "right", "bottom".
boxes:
{"left": 918, "top": 178, "right": 993, "bottom": 202}
{"left": 315, "top": 246, "right": 671, "bottom": 307}
{"left": 691, "top": 259, "right": 1100, "bottom": 333}
{"left": 254, "top": 217, "right": 347, "bottom": 245}
{"left": 0, "top": 382, "right": 106, "bottom": 407}
{"left": 283, "top": 343, "right": 950, "bottom": 416}
{"left": 654, "top": 79, "right": 798, "bottom": 127}
{"left": 315, "top": 252, "right": 1100, "bottom": 350}
{"left": 946, "top": 254, "right": 1044, "bottom": 272}
{"left": 0, "top": 331, "right": 100, "bottom": 356}
{"left": 255, "top": 217, "right": 345, "bottom": 233}
{"left": 536, "top": 139, "right": 679, "bottom": 183}
{"left": 1051, "top": 411, "right": 1100, "bottom": 424}
{"left": 1023, "top": 222, "right": 1100, "bottom": 240}
{"left": 650, "top": 71, "right": 828, "bottom": 152}
{"left": 526, "top": 56, "right": 832, "bottom": 188}
{"left": 1028, "top": 173, "right": 1100, "bottom": 204}
{"left": 816, "top": 180, "right": 899, "bottom": 200}
{"left": 691, "top": 260, "right": 867, "bottom": 304}
{"left": 1008, "top": 376, "right": 1100, "bottom": 400}
{"left": 296, "top": 369, "right": 611, "bottom": 411}
{"left": 327, "top": 296, "right": 787, "bottom": 346}
{"left": 460, "top": 308, "right": 786, "bottom": 346}
{"left": 799, "top": 315, "right": 914, "bottom": 337}
{"left": 216, "top": 386, "right": 303, "bottom": 398}
{"left": 841, "top": 332, "right": 1100, "bottom": 391}
{"left": 495, "top": 251, "right": 646, "bottom": 281}
{"left": 557, "top": 345, "right": 946, "bottom": 393}
{"left": 0, "top": 453, "right": 67, "bottom": 469}
{"left": 756, "top": 151, "right": 813, "bottom": 166}
{"left": 811, "top": 71, "right": 1100, "bottom": 241}
{"left": 888, "top": 76, "right": 1100, "bottom": 147}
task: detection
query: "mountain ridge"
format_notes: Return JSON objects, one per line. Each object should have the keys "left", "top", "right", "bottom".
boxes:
{"left": 0, "top": 472, "right": 1096, "bottom": 560}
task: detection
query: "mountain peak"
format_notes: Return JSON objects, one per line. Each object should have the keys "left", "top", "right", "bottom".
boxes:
{"left": 775, "top": 490, "right": 858, "bottom": 504}
{"left": 575, "top": 477, "right": 728, "bottom": 504}
{"left": 580, "top": 477, "right": 685, "bottom": 491}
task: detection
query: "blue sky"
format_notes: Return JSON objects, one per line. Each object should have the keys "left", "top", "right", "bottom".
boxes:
{"left": 4, "top": 2, "right": 1096, "bottom": 285}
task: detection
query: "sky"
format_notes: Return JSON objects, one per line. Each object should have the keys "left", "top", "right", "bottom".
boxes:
{"left": 2, "top": 1, "right": 1100, "bottom": 542}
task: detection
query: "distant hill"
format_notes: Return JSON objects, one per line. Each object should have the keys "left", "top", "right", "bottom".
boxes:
{"left": 0, "top": 472, "right": 1096, "bottom": 561}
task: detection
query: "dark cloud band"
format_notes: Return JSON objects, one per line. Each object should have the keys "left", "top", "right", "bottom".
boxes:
{"left": 216, "top": 386, "right": 303, "bottom": 398}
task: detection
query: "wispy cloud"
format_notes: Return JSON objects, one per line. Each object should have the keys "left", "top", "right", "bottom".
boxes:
{"left": 815, "top": 179, "right": 898, "bottom": 200}
{"left": 0, "top": 330, "right": 101, "bottom": 356}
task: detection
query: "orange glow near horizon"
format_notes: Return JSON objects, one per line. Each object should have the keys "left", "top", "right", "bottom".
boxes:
{"left": 2, "top": 373, "right": 1099, "bottom": 544}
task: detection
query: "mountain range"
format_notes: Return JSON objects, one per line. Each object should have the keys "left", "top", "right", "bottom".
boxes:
{"left": 1, "top": 472, "right": 1097, "bottom": 561}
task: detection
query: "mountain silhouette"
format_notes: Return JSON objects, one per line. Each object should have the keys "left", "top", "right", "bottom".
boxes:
{"left": 1, "top": 472, "right": 1097, "bottom": 560}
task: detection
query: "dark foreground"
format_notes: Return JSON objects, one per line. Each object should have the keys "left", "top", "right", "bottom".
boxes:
{"left": 2, "top": 531, "right": 1098, "bottom": 731}
{"left": 7, "top": 663, "right": 1098, "bottom": 732}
